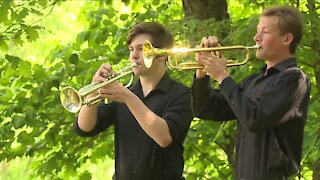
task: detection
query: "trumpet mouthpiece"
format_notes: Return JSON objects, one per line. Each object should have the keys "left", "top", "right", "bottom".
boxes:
{"left": 253, "top": 44, "right": 260, "bottom": 49}
{"left": 131, "top": 62, "right": 138, "bottom": 67}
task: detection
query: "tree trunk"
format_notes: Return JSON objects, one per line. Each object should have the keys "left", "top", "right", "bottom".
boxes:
{"left": 182, "top": 0, "right": 229, "bottom": 20}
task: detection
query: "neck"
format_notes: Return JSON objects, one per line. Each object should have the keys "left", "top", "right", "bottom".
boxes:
{"left": 140, "top": 65, "right": 166, "bottom": 97}
{"left": 266, "top": 52, "right": 294, "bottom": 69}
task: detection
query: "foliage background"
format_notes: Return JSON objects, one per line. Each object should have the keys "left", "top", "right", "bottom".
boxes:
{"left": 0, "top": 0, "right": 319, "bottom": 179}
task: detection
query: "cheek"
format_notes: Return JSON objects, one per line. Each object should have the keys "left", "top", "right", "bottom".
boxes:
{"left": 262, "top": 36, "right": 275, "bottom": 46}
{"left": 262, "top": 35, "right": 281, "bottom": 48}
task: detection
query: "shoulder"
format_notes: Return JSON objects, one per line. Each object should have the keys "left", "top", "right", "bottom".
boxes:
{"left": 278, "top": 67, "right": 308, "bottom": 81}
{"left": 164, "top": 78, "right": 191, "bottom": 99}
{"left": 241, "top": 72, "right": 260, "bottom": 84}
{"left": 170, "top": 78, "right": 190, "bottom": 90}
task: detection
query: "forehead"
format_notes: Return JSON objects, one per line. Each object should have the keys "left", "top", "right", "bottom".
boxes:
{"left": 257, "top": 16, "right": 279, "bottom": 29}
{"left": 129, "top": 34, "right": 152, "bottom": 47}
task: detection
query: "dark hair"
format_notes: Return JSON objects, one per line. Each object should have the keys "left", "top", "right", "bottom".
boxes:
{"left": 126, "top": 22, "right": 174, "bottom": 49}
{"left": 261, "top": 5, "right": 303, "bottom": 54}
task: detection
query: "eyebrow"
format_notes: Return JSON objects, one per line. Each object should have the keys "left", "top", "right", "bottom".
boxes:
{"left": 129, "top": 44, "right": 143, "bottom": 49}
{"left": 257, "top": 25, "right": 272, "bottom": 30}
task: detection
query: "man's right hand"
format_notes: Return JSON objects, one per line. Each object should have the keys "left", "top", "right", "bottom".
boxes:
{"left": 195, "top": 36, "right": 220, "bottom": 79}
{"left": 89, "top": 63, "right": 113, "bottom": 99}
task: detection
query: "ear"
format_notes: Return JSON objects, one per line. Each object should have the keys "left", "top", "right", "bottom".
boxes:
{"left": 282, "top": 33, "right": 293, "bottom": 46}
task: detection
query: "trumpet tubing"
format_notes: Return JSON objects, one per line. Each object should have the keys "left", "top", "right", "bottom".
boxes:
{"left": 143, "top": 40, "right": 259, "bottom": 70}
{"left": 60, "top": 62, "right": 137, "bottom": 113}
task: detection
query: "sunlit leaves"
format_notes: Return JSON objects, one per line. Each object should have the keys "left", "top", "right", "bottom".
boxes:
{"left": 0, "top": 0, "right": 56, "bottom": 47}
{"left": 0, "top": 1, "right": 10, "bottom": 24}
{"left": 18, "top": 60, "right": 32, "bottom": 78}
{"left": 0, "top": 37, "right": 9, "bottom": 51}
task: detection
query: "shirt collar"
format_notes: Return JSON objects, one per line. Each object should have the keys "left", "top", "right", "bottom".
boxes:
{"left": 260, "top": 57, "right": 297, "bottom": 75}
{"left": 129, "top": 72, "right": 172, "bottom": 95}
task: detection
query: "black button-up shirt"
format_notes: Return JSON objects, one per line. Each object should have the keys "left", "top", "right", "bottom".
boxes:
{"left": 192, "top": 58, "right": 311, "bottom": 179}
{"left": 75, "top": 72, "right": 193, "bottom": 180}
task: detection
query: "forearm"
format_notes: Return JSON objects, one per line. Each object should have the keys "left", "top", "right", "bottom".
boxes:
{"left": 219, "top": 72, "right": 304, "bottom": 132}
{"left": 125, "top": 93, "right": 172, "bottom": 148}
{"left": 192, "top": 75, "right": 236, "bottom": 120}
{"left": 77, "top": 96, "right": 99, "bottom": 132}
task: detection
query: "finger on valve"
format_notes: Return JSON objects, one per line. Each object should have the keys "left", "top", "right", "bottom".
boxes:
{"left": 207, "top": 36, "right": 219, "bottom": 47}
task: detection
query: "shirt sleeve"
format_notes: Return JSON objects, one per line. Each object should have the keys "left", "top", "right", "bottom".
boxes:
{"left": 191, "top": 75, "right": 236, "bottom": 121}
{"left": 220, "top": 69, "right": 309, "bottom": 132}
{"left": 74, "top": 102, "right": 115, "bottom": 137}
{"left": 162, "top": 86, "right": 193, "bottom": 145}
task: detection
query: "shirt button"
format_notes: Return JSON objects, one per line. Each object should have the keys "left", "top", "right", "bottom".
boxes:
{"left": 132, "top": 170, "right": 136, "bottom": 173}
{"left": 134, "top": 151, "right": 137, "bottom": 155}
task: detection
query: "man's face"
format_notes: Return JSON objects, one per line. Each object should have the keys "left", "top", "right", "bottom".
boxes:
{"left": 128, "top": 34, "right": 153, "bottom": 76}
{"left": 254, "top": 16, "right": 290, "bottom": 61}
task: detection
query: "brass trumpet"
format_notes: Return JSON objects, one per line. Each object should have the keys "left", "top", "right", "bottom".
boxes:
{"left": 60, "top": 62, "right": 137, "bottom": 113}
{"left": 143, "top": 40, "right": 259, "bottom": 70}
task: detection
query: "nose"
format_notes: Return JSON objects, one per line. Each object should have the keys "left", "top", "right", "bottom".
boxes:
{"left": 253, "top": 32, "right": 261, "bottom": 43}
{"left": 130, "top": 49, "right": 140, "bottom": 60}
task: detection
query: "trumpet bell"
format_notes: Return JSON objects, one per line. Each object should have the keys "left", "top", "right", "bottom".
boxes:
{"left": 142, "top": 40, "right": 154, "bottom": 68}
{"left": 60, "top": 62, "right": 137, "bottom": 113}
{"left": 60, "top": 86, "right": 82, "bottom": 113}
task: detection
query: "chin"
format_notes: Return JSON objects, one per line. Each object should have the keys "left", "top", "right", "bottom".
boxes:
{"left": 132, "top": 69, "right": 139, "bottom": 75}
{"left": 256, "top": 51, "right": 266, "bottom": 60}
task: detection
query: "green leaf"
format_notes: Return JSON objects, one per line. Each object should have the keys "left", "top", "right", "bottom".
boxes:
{"left": 79, "top": 171, "right": 92, "bottom": 180}
{"left": 105, "top": 8, "right": 116, "bottom": 18}
{"left": 17, "top": 132, "right": 35, "bottom": 145}
{"left": 16, "top": 8, "right": 29, "bottom": 22}
{"left": 120, "top": 14, "right": 129, "bottom": 21}
{"left": 80, "top": 48, "right": 96, "bottom": 60}
{"left": 152, "top": 0, "right": 160, "bottom": 6}
{"left": 3, "top": 67, "right": 16, "bottom": 79}
{"left": 122, "top": 0, "right": 130, "bottom": 5}
{"left": 8, "top": 142, "right": 26, "bottom": 156}
{"left": 0, "top": 126, "right": 15, "bottom": 140}
{"left": 0, "top": 37, "right": 9, "bottom": 51}
{"left": 18, "top": 60, "right": 32, "bottom": 78}
{"left": 69, "top": 54, "right": 79, "bottom": 65}
{"left": 51, "top": 79, "right": 60, "bottom": 88}
{"left": 38, "top": 0, "right": 49, "bottom": 7}
{"left": 24, "top": 26, "right": 39, "bottom": 41}
{"left": 12, "top": 114, "right": 25, "bottom": 129}
{"left": 13, "top": 30, "right": 24, "bottom": 45}
{"left": 5, "top": 54, "right": 21, "bottom": 69}
{"left": 0, "top": 1, "right": 10, "bottom": 23}
{"left": 33, "top": 64, "right": 48, "bottom": 82}
{"left": 0, "top": 88, "right": 14, "bottom": 100}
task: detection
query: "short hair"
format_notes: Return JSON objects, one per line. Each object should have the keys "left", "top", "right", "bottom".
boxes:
{"left": 126, "top": 22, "right": 174, "bottom": 49}
{"left": 261, "top": 5, "right": 303, "bottom": 54}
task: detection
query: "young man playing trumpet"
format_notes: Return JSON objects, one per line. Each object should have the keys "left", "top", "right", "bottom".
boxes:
{"left": 192, "top": 5, "right": 311, "bottom": 179}
{"left": 74, "top": 22, "right": 193, "bottom": 180}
